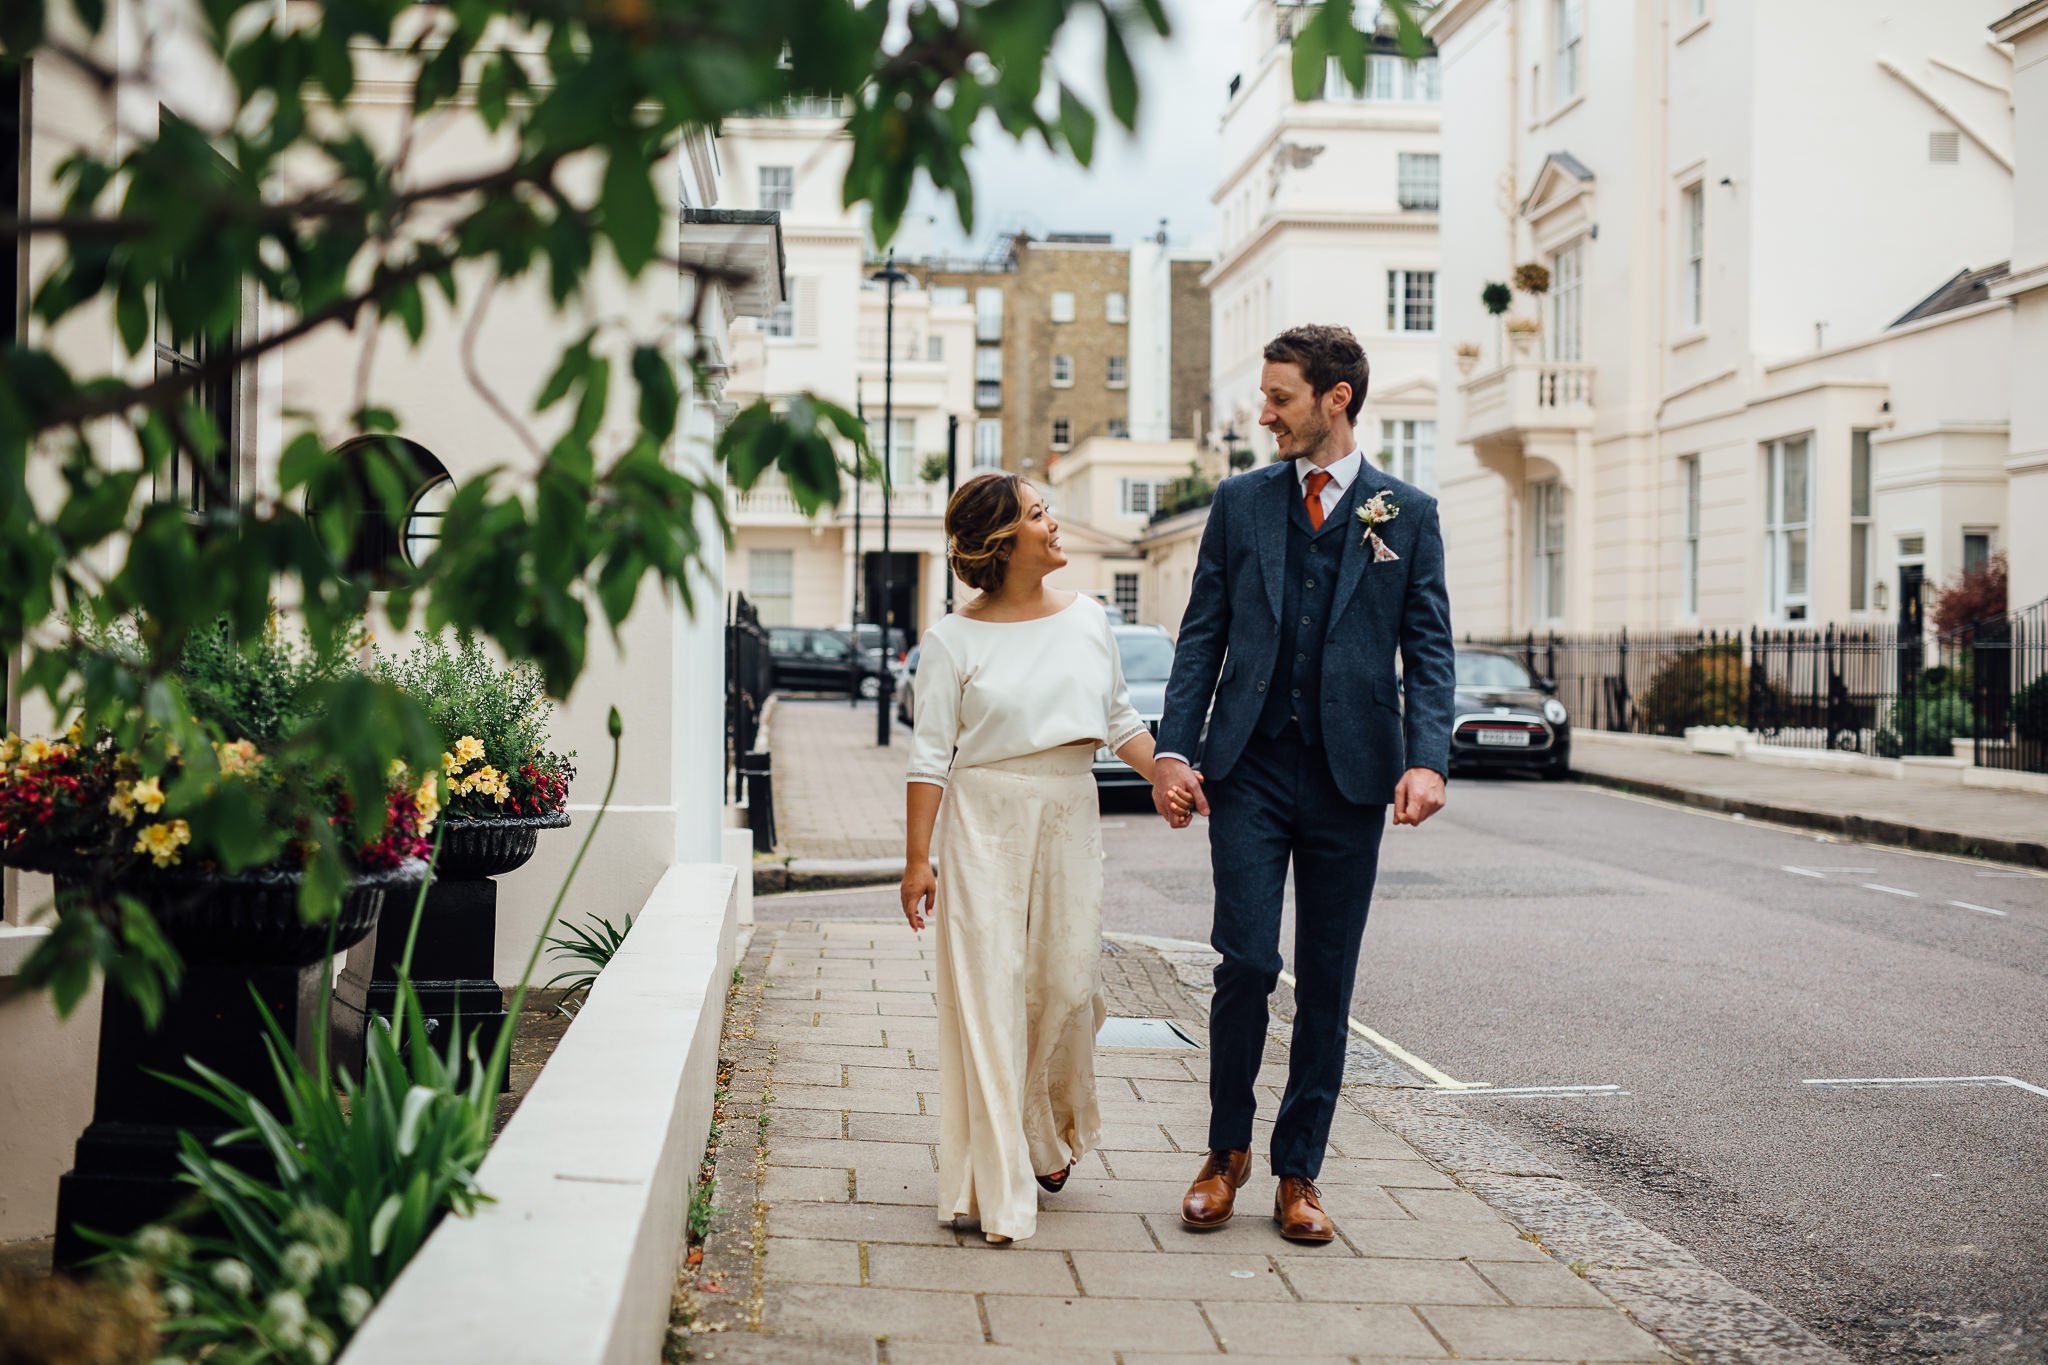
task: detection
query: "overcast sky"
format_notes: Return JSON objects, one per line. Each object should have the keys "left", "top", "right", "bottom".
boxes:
{"left": 893, "top": 1, "right": 1242, "bottom": 260}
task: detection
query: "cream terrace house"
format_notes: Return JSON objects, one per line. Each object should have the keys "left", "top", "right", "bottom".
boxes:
{"left": 1427, "top": 0, "right": 2048, "bottom": 635}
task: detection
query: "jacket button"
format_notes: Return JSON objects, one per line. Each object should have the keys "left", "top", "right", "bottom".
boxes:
{"left": 1304, "top": 579, "right": 1316, "bottom": 589}
{"left": 1291, "top": 688, "right": 1301, "bottom": 698}
{"left": 1256, "top": 681, "right": 1267, "bottom": 692}
{"left": 1300, "top": 615, "right": 1311, "bottom": 626}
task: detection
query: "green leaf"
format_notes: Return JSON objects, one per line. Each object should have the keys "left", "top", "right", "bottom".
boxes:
{"left": 536, "top": 335, "right": 593, "bottom": 413}
{"left": 1058, "top": 86, "right": 1097, "bottom": 166}
{"left": 1102, "top": 15, "right": 1140, "bottom": 130}
{"left": 631, "top": 344, "right": 678, "bottom": 441}
{"left": 601, "top": 145, "right": 661, "bottom": 276}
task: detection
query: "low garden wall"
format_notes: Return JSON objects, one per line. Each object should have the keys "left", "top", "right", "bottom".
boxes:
{"left": 339, "top": 859, "right": 739, "bottom": 1364}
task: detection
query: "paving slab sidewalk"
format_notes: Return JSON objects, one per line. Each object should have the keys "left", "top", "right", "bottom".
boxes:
{"left": 1570, "top": 741, "right": 2048, "bottom": 868}
{"left": 674, "top": 923, "right": 1843, "bottom": 1365}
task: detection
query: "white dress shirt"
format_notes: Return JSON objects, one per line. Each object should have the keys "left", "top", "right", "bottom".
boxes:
{"left": 1156, "top": 450, "right": 1366, "bottom": 769}
{"left": 1295, "top": 447, "right": 1365, "bottom": 520}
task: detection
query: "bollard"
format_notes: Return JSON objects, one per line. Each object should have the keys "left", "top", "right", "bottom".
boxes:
{"left": 740, "top": 751, "right": 777, "bottom": 853}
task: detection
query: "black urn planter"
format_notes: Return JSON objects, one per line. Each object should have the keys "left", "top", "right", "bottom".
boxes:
{"left": 46, "top": 859, "right": 420, "bottom": 1269}
{"left": 331, "top": 812, "right": 569, "bottom": 1088}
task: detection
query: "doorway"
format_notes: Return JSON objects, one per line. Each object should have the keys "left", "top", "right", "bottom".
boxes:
{"left": 863, "top": 552, "right": 921, "bottom": 648}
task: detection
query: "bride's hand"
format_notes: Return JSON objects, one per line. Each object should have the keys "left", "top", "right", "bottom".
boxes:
{"left": 901, "top": 862, "right": 937, "bottom": 931}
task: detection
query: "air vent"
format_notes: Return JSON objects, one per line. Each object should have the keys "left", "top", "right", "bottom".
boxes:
{"left": 1930, "top": 130, "right": 1960, "bottom": 163}
{"left": 1899, "top": 535, "right": 1926, "bottom": 557}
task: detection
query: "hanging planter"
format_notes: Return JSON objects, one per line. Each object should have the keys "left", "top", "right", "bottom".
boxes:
{"left": 1513, "top": 262, "right": 1552, "bottom": 296}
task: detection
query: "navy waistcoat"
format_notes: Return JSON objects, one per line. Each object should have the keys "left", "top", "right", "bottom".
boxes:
{"left": 1256, "top": 475, "right": 1363, "bottom": 745}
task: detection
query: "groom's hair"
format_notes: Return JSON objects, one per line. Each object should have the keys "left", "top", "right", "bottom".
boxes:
{"left": 1264, "top": 325, "right": 1369, "bottom": 421}
{"left": 946, "top": 472, "right": 1029, "bottom": 593}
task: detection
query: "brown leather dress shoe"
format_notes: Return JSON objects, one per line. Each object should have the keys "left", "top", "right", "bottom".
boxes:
{"left": 1274, "top": 1176, "right": 1336, "bottom": 1243}
{"left": 1180, "top": 1148, "right": 1252, "bottom": 1228}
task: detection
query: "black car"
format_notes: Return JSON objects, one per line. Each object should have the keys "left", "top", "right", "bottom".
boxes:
{"left": 1448, "top": 647, "right": 1571, "bottom": 779}
{"left": 766, "top": 627, "right": 893, "bottom": 698}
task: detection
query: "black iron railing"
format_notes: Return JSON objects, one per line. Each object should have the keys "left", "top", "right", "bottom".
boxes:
{"left": 1464, "top": 605, "right": 2048, "bottom": 775}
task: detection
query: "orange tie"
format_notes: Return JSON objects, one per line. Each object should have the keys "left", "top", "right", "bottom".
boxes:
{"left": 1304, "top": 470, "right": 1331, "bottom": 531}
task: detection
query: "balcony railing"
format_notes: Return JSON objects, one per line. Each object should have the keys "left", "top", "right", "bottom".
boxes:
{"left": 729, "top": 477, "right": 947, "bottom": 521}
{"left": 1458, "top": 359, "right": 1595, "bottom": 445}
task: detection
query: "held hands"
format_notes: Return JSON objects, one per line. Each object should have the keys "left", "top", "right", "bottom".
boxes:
{"left": 1152, "top": 757, "right": 1208, "bottom": 829}
{"left": 900, "top": 861, "right": 937, "bottom": 932}
{"left": 1392, "top": 767, "right": 1447, "bottom": 827}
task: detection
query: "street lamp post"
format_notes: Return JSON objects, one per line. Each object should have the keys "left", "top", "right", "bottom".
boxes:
{"left": 871, "top": 252, "right": 910, "bottom": 745}
{"left": 851, "top": 385, "right": 865, "bottom": 707}
{"left": 945, "top": 414, "right": 959, "bottom": 614}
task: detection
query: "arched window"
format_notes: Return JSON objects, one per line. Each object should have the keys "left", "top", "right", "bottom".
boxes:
{"left": 318, "top": 436, "right": 455, "bottom": 586}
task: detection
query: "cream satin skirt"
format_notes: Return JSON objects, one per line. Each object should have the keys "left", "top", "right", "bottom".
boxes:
{"left": 933, "top": 746, "right": 1107, "bottom": 1242}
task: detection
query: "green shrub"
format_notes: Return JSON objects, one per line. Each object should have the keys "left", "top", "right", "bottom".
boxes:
{"left": 1875, "top": 673, "right": 1976, "bottom": 757}
{"left": 2016, "top": 670, "right": 2048, "bottom": 746}
{"left": 373, "top": 634, "right": 575, "bottom": 818}
{"left": 178, "top": 616, "right": 368, "bottom": 752}
{"left": 1636, "top": 644, "right": 1747, "bottom": 734}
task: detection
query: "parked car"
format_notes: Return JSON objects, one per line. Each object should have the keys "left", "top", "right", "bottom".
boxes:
{"left": 1093, "top": 624, "right": 1177, "bottom": 788}
{"left": 767, "top": 626, "right": 893, "bottom": 698}
{"left": 896, "top": 644, "right": 920, "bottom": 726}
{"left": 1448, "top": 647, "right": 1571, "bottom": 779}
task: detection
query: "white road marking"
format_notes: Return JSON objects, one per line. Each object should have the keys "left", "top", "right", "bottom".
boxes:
{"left": 1803, "top": 1075, "right": 2048, "bottom": 1100}
{"left": 1453, "top": 1084, "right": 1629, "bottom": 1098}
{"left": 1275, "top": 966, "right": 1485, "bottom": 1090}
{"left": 1861, "top": 883, "right": 1919, "bottom": 898}
{"left": 1781, "top": 866, "right": 1826, "bottom": 879}
{"left": 1975, "top": 870, "right": 2043, "bottom": 879}
{"left": 1949, "top": 900, "right": 2010, "bottom": 918}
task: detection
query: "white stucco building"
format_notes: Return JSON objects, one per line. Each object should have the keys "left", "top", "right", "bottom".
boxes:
{"left": 1429, "top": 0, "right": 2040, "bottom": 635}
{"left": 719, "top": 106, "right": 975, "bottom": 639}
{"left": 1208, "top": 0, "right": 1443, "bottom": 487}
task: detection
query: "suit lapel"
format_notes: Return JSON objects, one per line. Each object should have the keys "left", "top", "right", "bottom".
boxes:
{"left": 1256, "top": 464, "right": 1291, "bottom": 622}
{"left": 1328, "top": 463, "right": 1385, "bottom": 626}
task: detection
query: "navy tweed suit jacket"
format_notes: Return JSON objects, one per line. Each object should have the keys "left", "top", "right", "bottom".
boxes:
{"left": 1155, "top": 459, "right": 1456, "bottom": 806}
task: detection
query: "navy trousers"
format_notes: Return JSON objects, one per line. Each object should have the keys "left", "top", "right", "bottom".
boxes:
{"left": 1205, "top": 726, "right": 1387, "bottom": 1179}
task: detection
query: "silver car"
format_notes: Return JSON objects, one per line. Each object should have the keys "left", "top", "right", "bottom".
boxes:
{"left": 1093, "top": 625, "right": 1176, "bottom": 788}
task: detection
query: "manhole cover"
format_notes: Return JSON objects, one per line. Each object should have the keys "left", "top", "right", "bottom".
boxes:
{"left": 1096, "top": 1017, "right": 1198, "bottom": 1049}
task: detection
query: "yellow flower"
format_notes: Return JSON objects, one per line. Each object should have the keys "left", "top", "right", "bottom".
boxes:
{"left": 441, "top": 751, "right": 461, "bottom": 775}
{"left": 130, "top": 777, "right": 166, "bottom": 814}
{"left": 134, "top": 819, "right": 191, "bottom": 868}
{"left": 453, "top": 735, "right": 486, "bottom": 766}
{"left": 21, "top": 738, "right": 51, "bottom": 765}
{"left": 65, "top": 718, "right": 84, "bottom": 744}
{"left": 0, "top": 733, "right": 17, "bottom": 764}
{"left": 216, "top": 740, "right": 260, "bottom": 777}
{"left": 109, "top": 790, "right": 138, "bottom": 824}
{"left": 414, "top": 773, "right": 441, "bottom": 827}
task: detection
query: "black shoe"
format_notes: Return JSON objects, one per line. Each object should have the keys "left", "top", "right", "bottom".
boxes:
{"left": 1036, "top": 1162, "right": 1073, "bottom": 1194}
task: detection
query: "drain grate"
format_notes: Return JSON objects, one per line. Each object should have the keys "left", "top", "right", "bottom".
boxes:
{"left": 1096, "top": 1016, "right": 1199, "bottom": 1049}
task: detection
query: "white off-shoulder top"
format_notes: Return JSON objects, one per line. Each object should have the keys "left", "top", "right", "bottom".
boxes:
{"left": 906, "top": 593, "right": 1149, "bottom": 789}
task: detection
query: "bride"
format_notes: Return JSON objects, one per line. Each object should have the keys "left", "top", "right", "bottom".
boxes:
{"left": 900, "top": 472, "right": 1169, "bottom": 1245}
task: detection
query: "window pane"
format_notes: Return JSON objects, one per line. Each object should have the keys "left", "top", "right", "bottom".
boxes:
{"left": 1786, "top": 528, "right": 1808, "bottom": 595}
{"left": 1964, "top": 533, "right": 1991, "bottom": 571}
{"left": 1850, "top": 430, "right": 1871, "bottom": 516}
{"left": 1851, "top": 524, "right": 1868, "bottom": 610}
{"left": 1783, "top": 437, "right": 1809, "bottom": 523}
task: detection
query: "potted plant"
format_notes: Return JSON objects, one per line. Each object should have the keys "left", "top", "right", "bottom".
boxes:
{"left": 1505, "top": 315, "right": 1542, "bottom": 358}
{"left": 332, "top": 635, "right": 576, "bottom": 1078}
{"left": 0, "top": 619, "right": 436, "bottom": 1265}
{"left": 1513, "top": 261, "right": 1552, "bottom": 296}
{"left": 1455, "top": 342, "right": 1482, "bottom": 375}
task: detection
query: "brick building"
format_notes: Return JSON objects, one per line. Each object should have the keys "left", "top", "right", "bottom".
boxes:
{"left": 917, "top": 232, "right": 1210, "bottom": 480}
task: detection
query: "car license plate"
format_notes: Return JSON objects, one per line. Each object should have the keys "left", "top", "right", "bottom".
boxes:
{"left": 1476, "top": 729, "right": 1531, "bottom": 748}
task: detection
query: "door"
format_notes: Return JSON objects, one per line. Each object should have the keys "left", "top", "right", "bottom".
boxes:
{"left": 863, "top": 553, "right": 922, "bottom": 645}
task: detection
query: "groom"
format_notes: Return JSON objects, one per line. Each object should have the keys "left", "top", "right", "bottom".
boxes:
{"left": 1151, "top": 324, "right": 1454, "bottom": 1243}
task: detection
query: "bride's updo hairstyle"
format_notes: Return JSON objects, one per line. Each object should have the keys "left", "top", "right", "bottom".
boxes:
{"left": 946, "top": 472, "right": 1031, "bottom": 594}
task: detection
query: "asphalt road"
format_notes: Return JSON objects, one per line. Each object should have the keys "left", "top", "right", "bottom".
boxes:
{"left": 758, "top": 776, "right": 2048, "bottom": 1362}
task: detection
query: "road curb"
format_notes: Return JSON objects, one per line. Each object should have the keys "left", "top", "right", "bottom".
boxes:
{"left": 1569, "top": 767, "right": 2048, "bottom": 869}
{"left": 754, "top": 857, "right": 903, "bottom": 895}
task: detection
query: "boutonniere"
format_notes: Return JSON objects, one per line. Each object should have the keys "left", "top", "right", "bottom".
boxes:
{"left": 1355, "top": 492, "right": 1401, "bottom": 563}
